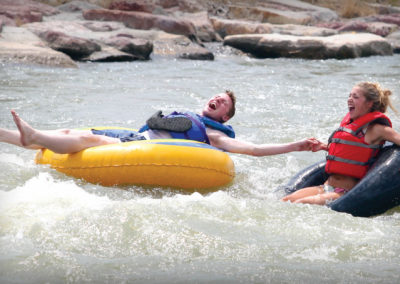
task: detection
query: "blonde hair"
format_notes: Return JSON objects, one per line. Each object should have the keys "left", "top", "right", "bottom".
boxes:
{"left": 357, "top": 82, "right": 397, "bottom": 114}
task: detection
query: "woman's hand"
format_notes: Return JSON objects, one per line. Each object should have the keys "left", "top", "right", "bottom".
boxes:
{"left": 296, "top": 138, "right": 327, "bottom": 152}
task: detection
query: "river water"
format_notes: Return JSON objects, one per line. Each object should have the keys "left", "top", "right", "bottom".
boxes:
{"left": 1, "top": 50, "right": 400, "bottom": 283}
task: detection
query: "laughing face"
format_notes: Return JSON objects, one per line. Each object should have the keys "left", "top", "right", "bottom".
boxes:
{"left": 348, "top": 86, "right": 373, "bottom": 120}
{"left": 202, "top": 93, "right": 233, "bottom": 122}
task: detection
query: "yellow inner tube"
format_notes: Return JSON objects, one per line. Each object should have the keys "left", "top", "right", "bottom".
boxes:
{"left": 35, "top": 134, "right": 235, "bottom": 193}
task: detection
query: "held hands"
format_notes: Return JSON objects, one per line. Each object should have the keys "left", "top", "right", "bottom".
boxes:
{"left": 296, "top": 137, "right": 326, "bottom": 152}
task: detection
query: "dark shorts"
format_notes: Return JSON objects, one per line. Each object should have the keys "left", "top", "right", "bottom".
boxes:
{"left": 91, "top": 129, "right": 146, "bottom": 143}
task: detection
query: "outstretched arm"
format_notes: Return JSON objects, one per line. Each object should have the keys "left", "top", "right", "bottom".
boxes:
{"left": 207, "top": 129, "right": 320, "bottom": 156}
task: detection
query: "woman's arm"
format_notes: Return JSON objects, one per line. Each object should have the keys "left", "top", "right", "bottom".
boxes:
{"left": 368, "top": 124, "right": 400, "bottom": 145}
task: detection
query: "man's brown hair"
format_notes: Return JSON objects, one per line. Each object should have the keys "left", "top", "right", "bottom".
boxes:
{"left": 225, "top": 90, "right": 236, "bottom": 119}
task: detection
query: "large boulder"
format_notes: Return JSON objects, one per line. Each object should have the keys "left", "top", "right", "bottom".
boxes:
{"left": 82, "top": 21, "right": 126, "bottom": 32}
{"left": 366, "top": 22, "right": 398, "bottom": 37}
{"left": 38, "top": 30, "right": 101, "bottom": 60}
{"left": 57, "top": 0, "right": 104, "bottom": 13}
{"left": 0, "top": 26, "right": 77, "bottom": 67}
{"left": 368, "top": 3, "right": 400, "bottom": 15}
{"left": 387, "top": 30, "right": 400, "bottom": 53}
{"left": 159, "top": 0, "right": 206, "bottom": 13}
{"left": 224, "top": 33, "right": 393, "bottom": 59}
{"left": 83, "top": 9, "right": 197, "bottom": 39}
{"left": 336, "top": 20, "right": 398, "bottom": 37}
{"left": 337, "top": 21, "right": 369, "bottom": 33}
{"left": 25, "top": 20, "right": 213, "bottom": 61}
{"left": 0, "top": 15, "right": 16, "bottom": 27}
{"left": 25, "top": 20, "right": 101, "bottom": 40}
{"left": 0, "top": 0, "right": 58, "bottom": 25}
{"left": 210, "top": 17, "right": 272, "bottom": 38}
{"left": 211, "top": 17, "right": 337, "bottom": 38}
{"left": 366, "top": 14, "right": 400, "bottom": 26}
{"left": 82, "top": 45, "right": 138, "bottom": 62}
{"left": 271, "top": 24, "right": 337, "bottom": 36}
{"left": 25, "top": 20, "right": 153, "bottom": 61}
{"left": 109, "top": 0, "right": 156, "bottom": 13}
{"left": 225, "top": 0, "right": 338, "bottom": 25}
{"left": 38, "top": 0, "right": 110, "bottom": 7}
{"left": 181, "top": 11, "right": 220, "bottom": 42}
{"left": 104, "top": 35, "right": 153, "bottom": 60}
{"left": 152, "top": 32, "right": 214, "bottom": 60}
{"left": 178, "top": 45, "right": 214, "bottom": 60}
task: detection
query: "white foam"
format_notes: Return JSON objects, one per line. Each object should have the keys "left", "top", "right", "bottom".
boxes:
{"left": 0, "top": 153, "right": 27, "bottom": 167}
{"left": 0, "top": 173, "right": 112, "bottom": 214}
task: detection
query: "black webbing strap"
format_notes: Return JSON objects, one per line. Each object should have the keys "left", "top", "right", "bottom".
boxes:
{"left": 326, "top": 155, "right": 369, "bottom": 166}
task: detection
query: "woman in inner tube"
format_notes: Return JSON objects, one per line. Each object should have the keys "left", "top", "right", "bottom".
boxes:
{"left": 282, "top": 82, "right": 400, "bottom": 205}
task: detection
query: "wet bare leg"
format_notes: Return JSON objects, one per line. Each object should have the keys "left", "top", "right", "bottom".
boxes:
{"left": 0, "top": 128, "right": 42, "bottom": 149}
{"left": 11, "top": 110, "right": 38, "bottom": 147}
{"left": 0, "top": 126, "right": 81, "bottom": 150}
{"left": 11, "top": 110, "right": 120, "bottom": 154}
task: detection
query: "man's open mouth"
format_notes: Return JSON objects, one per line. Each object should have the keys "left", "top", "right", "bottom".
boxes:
{"left": 209, "top": 102, "right": 217, "bottom": 110}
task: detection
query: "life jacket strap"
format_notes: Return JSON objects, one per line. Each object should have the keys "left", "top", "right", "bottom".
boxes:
{"left": 326, "top": 155, "right": 370, "bottom": 166}
{"left": 328, "top": 127, "right": 353, "bottom": 144}
{"left": 337, "top": 126, "right": 357, "bottom": 135}
{"left": 183, "top": 113, "right": 210, "bottom": 144}
{"left": 329, "top": 138, "right": 381, "bottom": 149}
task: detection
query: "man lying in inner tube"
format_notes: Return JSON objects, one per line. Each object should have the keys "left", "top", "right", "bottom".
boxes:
{"left": 282, "top": 82, "right": 400, "bottom": 206}
{"left": 1, "top": 90, "right": 319, "bottom": 157}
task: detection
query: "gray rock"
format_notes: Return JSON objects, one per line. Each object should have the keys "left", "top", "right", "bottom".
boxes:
{"left": 0, "top": 26, "right": 77, "bottom": 67}
{"left": 25, "top": 20, "right": 213, "bottom": 61}
{"left": 226, "top": 0, "right": 338, "bottom": 25}
{"left": 316, "top": 18, "right": 399, "bottom": 37}
{"left": 0, "top": 14, "right": 16, "bottom": 27}
{"left": 82, "top": 21, "right": 125, "bottom": 32}
{"left": 387, "top": 30, "right": 400, "bottom": 53}
{"left": 210, "top": 17, "right": 272, "bottom": 38}
{"left": 0, "top": 0, "right": 59, "bottom": 25}
{"left": 82, "top": 45, "right": 137, "bottom": 62}
{"left": 368, "top": 3, "right": 400, "bottom": 15}
{"left": 39, "top": 30, "right": 101, "bottom": 59}
{"left": 366, "top": 22, "right": 398, "bottom": 37}
{"left": 364, "top": 14, "right": 400, "bottom": 26}
{"left": 83, "top": 9, "right": 197, "bottom": 39}
{"left": 180, "top": 11, "right": 220, "bottom": 42}
{"left": 57, "top": 0, "right": 103, "bottom": 12}
{"left": 104, "top": 35, "right": 153, "bottom": 60}
{"left": 178, "top": 45, "right": 214, "bottom": 60}
{"left": 211, "top": 17, "right": 337, "bottom": 39}
{"left": 224, "top": 32, "right": 393, "bottom": 59}
{"left": 271, "top": 24, "right": 337, "bottom": 37}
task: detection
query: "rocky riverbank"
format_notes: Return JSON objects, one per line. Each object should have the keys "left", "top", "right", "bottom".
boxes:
{"left": 0, "top": 0, "right": 399, "bottom": 67}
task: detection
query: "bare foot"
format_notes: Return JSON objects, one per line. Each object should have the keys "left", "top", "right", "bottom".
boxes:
{"left": 11, "top": 110, "right": 36, "bottom": 147}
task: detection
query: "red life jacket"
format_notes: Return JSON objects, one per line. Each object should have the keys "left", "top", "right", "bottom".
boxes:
{"left": 325, "top": 111, "right": 392, "bottom": 179}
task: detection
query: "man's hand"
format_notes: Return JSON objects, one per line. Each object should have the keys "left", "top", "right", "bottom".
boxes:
{"left": 296, "top": 138, "right": 327, "bottom": 152}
